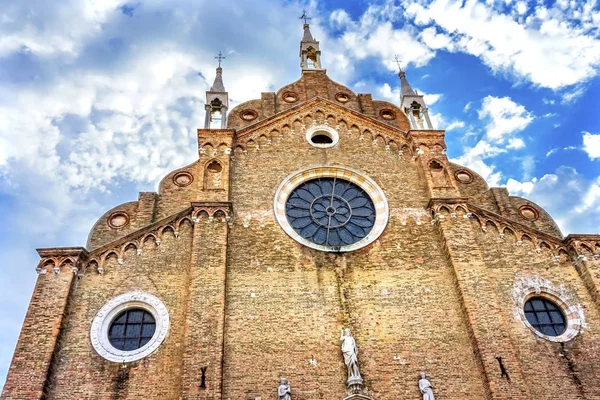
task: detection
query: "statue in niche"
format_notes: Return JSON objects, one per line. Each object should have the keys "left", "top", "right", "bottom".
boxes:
{"left": 340, "top": 328, "right": 362, "bottom": 382}
{"left": 418, "top": 372, "right": 435, "bottom": 400}
{"left": 278, "top": 378, "right": 291, "bottom": 400}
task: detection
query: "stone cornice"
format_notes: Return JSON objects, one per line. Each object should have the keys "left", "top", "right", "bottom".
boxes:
{"left": 35, "top": 247, "right": 88, "bottom": 275}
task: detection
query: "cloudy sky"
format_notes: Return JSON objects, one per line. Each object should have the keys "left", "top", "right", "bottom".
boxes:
{"left": 1, "top": 0, "right": 599, "bottom": 389}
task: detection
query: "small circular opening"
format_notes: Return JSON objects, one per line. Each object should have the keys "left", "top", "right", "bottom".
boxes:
{"left": 311, "top": 134, "right": 333, "bottom": 144}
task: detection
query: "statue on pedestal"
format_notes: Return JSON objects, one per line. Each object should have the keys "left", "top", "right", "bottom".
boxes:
{"left": 418, "top": 372, "right": 435, "bottom": 400}
{"left": 278, "top": 378, "right": 291, "bottom": 400}
{"left": 340, "top": 328, "right": 363, "bottom": 394}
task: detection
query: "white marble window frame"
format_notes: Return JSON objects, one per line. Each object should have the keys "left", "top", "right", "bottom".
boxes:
{"left": 305, "top": 125, "right": 340, "bottom": 148}
{"left": 515, "top": 286, "right": 583, "bottom": 343}
{"left": 273, "top": 165, "right": 389, "bottom": 252}
{"left": 90, "top": 291, "right": 170, "bottom": 363}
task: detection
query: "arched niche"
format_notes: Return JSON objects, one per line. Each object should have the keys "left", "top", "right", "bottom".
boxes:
{"left": 204, "top": 159, "right": 224, "bottom": 190}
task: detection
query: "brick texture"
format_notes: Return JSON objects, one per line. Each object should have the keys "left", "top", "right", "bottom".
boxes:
{"left": 3, "top": 69, "right": 600, "bottom": 400}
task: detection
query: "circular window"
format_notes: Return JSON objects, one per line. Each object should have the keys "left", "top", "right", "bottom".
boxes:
{"left": 286, "top": 178, "right": 375, "bottom": 248}
{"left": 524, "top": 297, "right": 566, "bottom": 337}
{"left": 379, "top": 109, "right": 397, "bottom": 120}
{"left": 282, "top": 91, "right": 299, "bottom": 103}
{"left": 107, "top": 212, "right": 130, "bottom": 229}
{"left": 305, "top": 125, "right": 339, "bottom": 148}
{"left": 274, "top": 166, "right": 389, "bottom": 252}
{"left": 515, "top": 287, "right": 583, "bottom": 342}
{"left": 454, "top": 169, "right": 473, "bottom": 184}
{"left": 91, "top": 292, "right": 170, "bottom": 362}
{"left": 240, "top": 110, "right": 258, "bottom": 121}
{"left": 335, "top": 93, "right": 350, "bottom": 103}
{"left": 519, "top": 205, "right": 539, "bottom": 221}
{"left": 173, "top": 171, "right": 194, "bottom": 187}
{"left": 109, "top": 308, "right": 156, "bottom": 351}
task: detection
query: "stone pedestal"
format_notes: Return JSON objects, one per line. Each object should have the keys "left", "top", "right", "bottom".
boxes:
{"left": 346, "top": 377, "right": 364, "bottom": 395}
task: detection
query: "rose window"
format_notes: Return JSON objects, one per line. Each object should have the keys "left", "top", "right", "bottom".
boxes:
{"left": 285, "top": 178, "right": 376, "bottom": 248}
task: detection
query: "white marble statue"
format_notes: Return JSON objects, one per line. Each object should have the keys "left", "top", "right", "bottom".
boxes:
{"left": 278, "top": 378, "right": 291, "bottom": 400}
{"left": 418, "top": 372, "right": 435, "bottom": 400}
{"left": 340, "top": 328, "right": 362, "bottom": 381}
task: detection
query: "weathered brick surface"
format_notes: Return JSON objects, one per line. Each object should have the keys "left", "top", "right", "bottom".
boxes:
{"left": 4, "top": 69, "right": 600, "bottom": 400}
{"left": 2, "top": 264, "right": 76, "bottom": 399}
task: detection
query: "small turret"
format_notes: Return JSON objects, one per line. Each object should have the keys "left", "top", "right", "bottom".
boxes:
{"left": 299, "top": 10, "right": 322, "bottom": 70}
{"left": 204, "top": 51, "right": 229, "bottom": 129}
{"left": 395, "top": 57, "right": 433, "bottom": 130}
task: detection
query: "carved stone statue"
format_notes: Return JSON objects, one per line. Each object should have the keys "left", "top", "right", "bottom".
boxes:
{"left": 418, "top": 372, "right": 435, "bottom": 400}
{"left": 340, "top": 328, "right": 362, "bottom": 382}
{"left": 278, "top": 378, "right": 291, "bottom": 400}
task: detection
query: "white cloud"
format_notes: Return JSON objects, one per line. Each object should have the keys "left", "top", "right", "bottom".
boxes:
{"left": 403, "top": 0, "right": 600, "bottom": 90}
{"left": 506, "top": 177, "right": 535, "bottom": 195}
{"left": 463, "top": 101, "right": 472, "bottom": 112}
{"left": 507, "top": 138, "right": 525, "bottom": 149}
{"left": 583, "top": 131, "right": 600, "bottom": 160}
{"left": 332, "top": 3, "right": 436, "bottom": 71}
{"left": 377, "top": 83, "right": 442, "bottom": 107}
{"left": 479, "top": 95, "right": 533, "bottom": 143}
{"left": 445, "top": 121, "right": 465, "bottom": 131}
{"left": 562, "top": 86, "right": 586, "bottom": 103}
{"left": 422, "top": 92, "right": 442, "bottom": 105}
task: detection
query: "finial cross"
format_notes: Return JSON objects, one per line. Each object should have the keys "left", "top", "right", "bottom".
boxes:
{"left": 215, "top": 51, "right": 226, "bottom": 68}
{"left": 299, "top": 9, "right": 312, "bottom": 24}
{"left": 394, "top": 55, "right": 403, "bottom": 73}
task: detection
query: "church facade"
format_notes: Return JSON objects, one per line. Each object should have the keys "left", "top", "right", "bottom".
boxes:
{"left": 3, "top": 22, "right": 600, "bottom": 400}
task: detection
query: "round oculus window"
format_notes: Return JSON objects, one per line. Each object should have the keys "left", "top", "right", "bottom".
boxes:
{"left": 524, "top": 297, "right": 566, "bottom": 337}
{"left": 107, "top": 212, "right": 130, "bottom": 229}
{"left": 90, "top": 291, "right": 170, "bottom": 363}
{"left": 109, "top": 308, "right": 156, "bottom": 351}
{"left": 454, "top": 169, "right": 473, "bottom": 184}
{"left": 282, "top": 92, "right": 299, "bottom": 103}
{"left": 335, "top": 93, "right": 350, "bottom": 103}
{"left": 286, "top": 178, "right": 376, "bottom": 248}
{"left": 274, "top": 166, "right": 389, "bottom": 252}
{"left": 240, "top": 110, "right": 258, "bottom": 121}
{"left": 173, "top": 171, "right": 194, "bottom": 187}
{"left": 379, "top": 109, "right": 397, "bottom": 120}
{"left": 305, "top": 125, "right": 339, "bottom": 148}
{"left": 519, "top": 205, "right": 539, "bottom": 221}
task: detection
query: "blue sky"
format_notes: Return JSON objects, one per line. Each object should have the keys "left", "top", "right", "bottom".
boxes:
{"left": 1, "top": 0, "right": 599, "bottom": 389}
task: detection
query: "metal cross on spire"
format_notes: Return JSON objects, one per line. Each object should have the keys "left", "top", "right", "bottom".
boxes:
{"left": 299, "top": 9, "right": 312, "bottom": 24}
{"left": 394, "top": 55, "right": 403, "bottom": 73}
{"left": 215, "top": 51, "right": 226, "bottom": 68}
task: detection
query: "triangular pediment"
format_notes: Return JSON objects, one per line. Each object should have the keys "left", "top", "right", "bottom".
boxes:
{"left": 235, "top": 97, "right": 410, "bottom": 150}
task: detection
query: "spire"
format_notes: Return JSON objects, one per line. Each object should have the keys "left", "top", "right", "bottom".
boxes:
{"left": 399, "top": 71, "right": 415, "bottom": 97}
{"left": 204, "top": 51, "right": 229, "bottom": 129}
{"left": 395, "top": 56, "right": 433, "bottom": 130}
{"left": 394, "top": 55, "right": 415, "bottom": 97}
{"left": 210, "top": 51, "right": 226, "bottom": 92}
{"left": 211, "top": 67, "right": 226, "bottom": 92}
{"left": 299, "top": 10, "right": 323, "bottom": 70}
{"left": 302, "top": 23, "right": 314, "bottom": 42}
